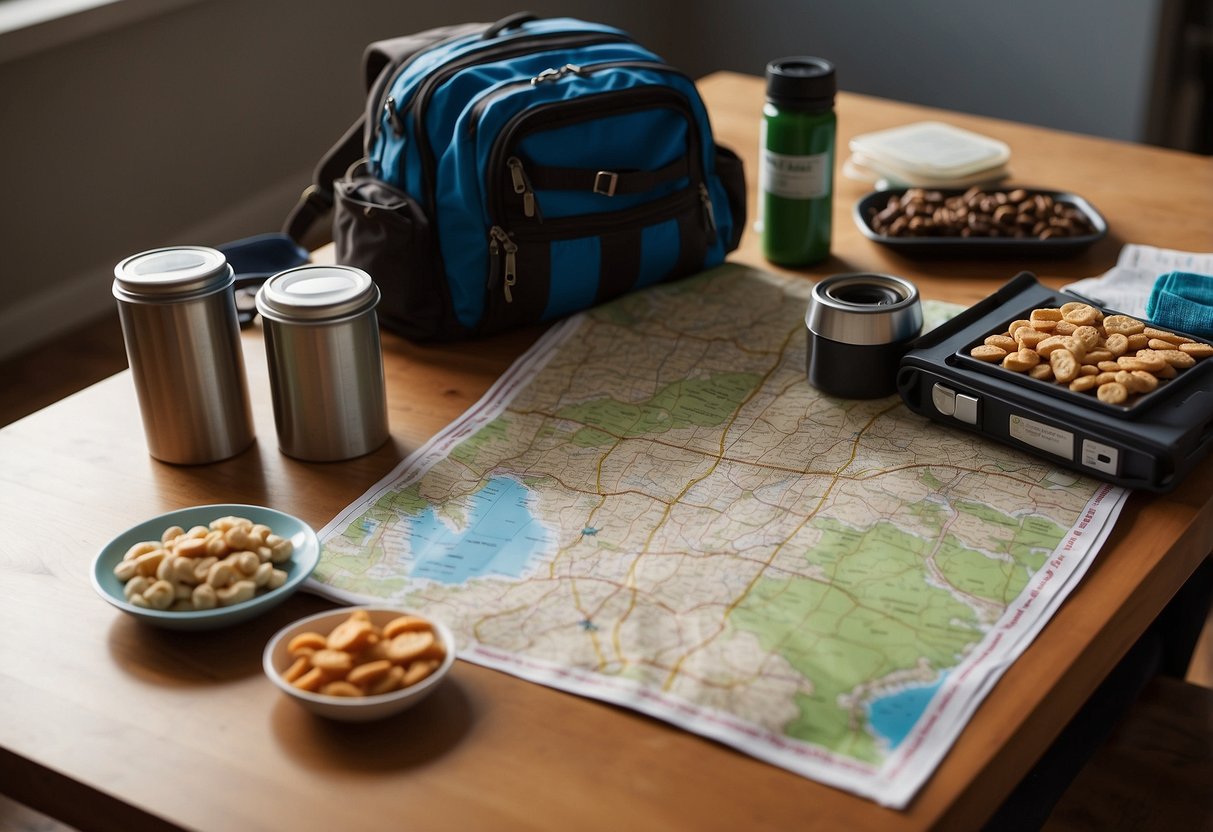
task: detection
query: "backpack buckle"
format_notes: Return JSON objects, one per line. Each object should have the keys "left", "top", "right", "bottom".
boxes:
{"left": 593, "top": 171, "right": 618, "bottom": 197}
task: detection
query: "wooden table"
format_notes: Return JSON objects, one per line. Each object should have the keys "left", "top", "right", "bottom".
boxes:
{"left": 2, "top": 72, "right": 1211, "bottom": 832}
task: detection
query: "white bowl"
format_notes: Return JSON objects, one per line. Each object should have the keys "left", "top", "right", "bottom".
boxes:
{"left": 91, "top": 503, "right": 320, "bottom": 631}
{"left": 263, "top": 606, "right": 456, "bottom": 721}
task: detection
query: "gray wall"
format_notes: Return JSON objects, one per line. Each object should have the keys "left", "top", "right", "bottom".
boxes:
{"left": 0, "top": 0, "right": 674, "bottom": 360}
{"left": 674, "top": 0, "right": 1164, "bottom": 143}
{"left": 0, "top": 0, "right": 1165, "bottom": 360}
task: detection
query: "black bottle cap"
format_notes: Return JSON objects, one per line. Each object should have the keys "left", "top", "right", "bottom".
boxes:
{"left": 765, "top": 57, "right": 836, "bottom": 111}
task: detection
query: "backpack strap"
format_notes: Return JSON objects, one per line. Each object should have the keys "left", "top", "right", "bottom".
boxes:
{"left": 480, "top": 12, "right": 539, "bottom": 40}
{"left": 283, "top": 21, "right": 493, "bottom": 246}
{"left": 358, "top": 23, "right": 490, "bottom": 143}
{"left": 283, "top": 118, "right": 365, "bottom": 246}
{"left": 524, "top": 157, "right": 691, "bottom": 196}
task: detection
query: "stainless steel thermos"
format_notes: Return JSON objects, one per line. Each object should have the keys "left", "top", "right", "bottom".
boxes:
{"left": 113, "top": 246, "right": 256, "bottom": 464}
{"left": 804, "top": 273, "right": 923, "bottom": 399}
{"left": 255, "top": 265, "right": 389, "bottom": 461}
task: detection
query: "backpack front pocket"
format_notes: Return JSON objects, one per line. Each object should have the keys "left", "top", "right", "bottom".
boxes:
{"left": 480, "top": 183, "right": 715, "bottom": 335}
{"left": 433, "top": 60, "right": 735, "bottom": 336}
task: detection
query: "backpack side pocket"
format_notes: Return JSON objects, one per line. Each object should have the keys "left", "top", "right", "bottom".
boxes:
{"left": 334, "top": 175, "right": 460, "bottom": 341}
{"left": 713, "top": 144, "right": 747, "bottom": 253}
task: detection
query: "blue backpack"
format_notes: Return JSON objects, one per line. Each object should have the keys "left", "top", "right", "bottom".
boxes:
{"left": 286, "top": 13, "right": 746, "bottom": 340}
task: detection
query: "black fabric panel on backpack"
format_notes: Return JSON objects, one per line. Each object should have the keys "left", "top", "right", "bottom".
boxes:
{"left": 361, "top": 23, "right": 489, "bottom": 141}
{"left": 333, "top": 175, "right": 457, "bottom": 341}
{"left": 670, "top": 209, "right": 706, "bottom": 283}
{"left": 513, "top": 239, "right": 551, "bottom": 324}
{"left": 714, "top": 145, "right": 748, "bottom": 252}
{"left": 481, "top": 238, "right": 551, "bottom": 334}
{"left": 596, "top": 228, "right": 642, "bottom": 304}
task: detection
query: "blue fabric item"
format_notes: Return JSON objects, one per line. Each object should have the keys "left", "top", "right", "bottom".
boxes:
{"left": 1146, "top": 271, "right": 1213, "bottom": 337}
{"left": 370, "top": 20, "right": 629, "bottom": 184}
{"left": 369, "top": 17, "right": 737, "bottom": 332}
{"left": 546, "top": 237, "right": 601, "bottom": 320}
{"left": 518, "top": 107, "right": 689, "bottom": 218}
{"left": 216, "top": 233, "right": 308, "bottom": 279}
{"left": 636, "top": 219, "right": 680, "bottom": 289}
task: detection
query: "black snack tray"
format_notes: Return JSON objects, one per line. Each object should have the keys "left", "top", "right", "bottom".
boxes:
{"left": 954, "top": 302, "right": 1213, "bottom": 418}
{"left": 853, "top": 187, "right": 1107, "bottom": 257}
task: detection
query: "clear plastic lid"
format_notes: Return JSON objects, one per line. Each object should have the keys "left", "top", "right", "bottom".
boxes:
{"left": 848, "top": 121, "right": 1011, "bottom": 180}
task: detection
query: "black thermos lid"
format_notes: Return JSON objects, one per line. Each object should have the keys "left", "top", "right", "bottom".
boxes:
{"left": 765, "top": 57, "right": 836, "bottom": 111}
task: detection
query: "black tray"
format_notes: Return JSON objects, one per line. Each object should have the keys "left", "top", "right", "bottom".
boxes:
{"left": 853, "top": 187, "right": 1107, "bottom": 257}
{"left": 954, "top": 300, "right": 1210, "bottom": 416}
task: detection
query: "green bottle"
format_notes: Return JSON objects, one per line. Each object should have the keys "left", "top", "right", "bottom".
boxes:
{"left": 759, "top": 57, "right": 837, "bottom": 266}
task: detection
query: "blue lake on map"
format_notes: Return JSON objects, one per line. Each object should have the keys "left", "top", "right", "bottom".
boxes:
{"left": 405, "top": 476, "right": 551, "bottom": 584}
{"left": 867, "top": 674, "right": 947, "bottom": 749}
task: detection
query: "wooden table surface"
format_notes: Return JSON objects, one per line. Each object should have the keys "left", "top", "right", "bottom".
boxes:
{"left": 2, "top": 71, "right": 1211, "bottom": 832}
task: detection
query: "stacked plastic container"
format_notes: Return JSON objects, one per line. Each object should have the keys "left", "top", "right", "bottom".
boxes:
{"left": 843, "top": 121, "right": 1010, "bottom": 189}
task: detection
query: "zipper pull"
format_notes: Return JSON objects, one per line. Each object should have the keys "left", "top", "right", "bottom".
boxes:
{"left": 699, "top": 183, "right": 718, "bottom": 244}
{"left": 508, "top": 157, "right": 526, "bottom": 194}
{"left": 488, "top": 230, "right": 501, "bottom": 291}
{"left": 530, "top": 64, "right": 588, "bottom": 85}
{"left": 503, "top": 241, "right": 518, "bottom": 303}
{"left": 488, "top": 226, "right": 519, "bottom": 303}
{"left": 507, "top": 157, "right": 537, "bottom": 218}
{"left": 385, "top": 96, "right": 405, "bottom": 136}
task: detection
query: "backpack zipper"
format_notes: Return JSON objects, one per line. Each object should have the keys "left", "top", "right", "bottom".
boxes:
{"left": 468, "top": 60, "right": 693, "bottom": 141}
{"left": 368, "top": 30, "right": 482, "bottom": 159}
{"left": 374, "top": 28, "right": 627, "bottom": 145}
{"left": 478, "top": 69, "right": 714, "bottom": 307}
{"left": 699, "top": 182, "right": 718, "bottom": 243}
{"left": 487, "top": 225, "right": 519, "bottom": 302}
{"left": 477, "top": 62, "right": 704, "bottom": 220}
{"left": 507, "top": 156, "right": 539, "bottom": 219}
{"left": 486, "top": 185, "right": 705, "bottom": 304}
{"left": 499, "top": 156, "right": 718, "bottom": 242}
{"left": 481, "top": 73, "right": 705, "bottom": 232}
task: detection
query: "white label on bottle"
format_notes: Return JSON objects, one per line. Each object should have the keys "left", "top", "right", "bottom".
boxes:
{"left": 760, "top": 148, "right": 830, "bottom": 199}
{"left": 1008, "top": 414, "right": 1073, "bottom": 460}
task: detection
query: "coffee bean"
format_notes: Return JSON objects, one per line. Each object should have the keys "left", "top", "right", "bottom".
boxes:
{"left": 869, "top": 188, "right": 1097, "bottom": 240}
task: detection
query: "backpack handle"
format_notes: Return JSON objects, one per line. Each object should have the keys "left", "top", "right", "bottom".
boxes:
{"left": 483, "top": 12, "right": 539, "bottom": 40}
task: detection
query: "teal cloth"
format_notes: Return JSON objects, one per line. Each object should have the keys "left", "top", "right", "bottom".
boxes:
{"left": 1146, "top": 271, "right": 1213, "bottom": 338}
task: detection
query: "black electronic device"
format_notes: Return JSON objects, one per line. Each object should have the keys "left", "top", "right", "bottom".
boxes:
{"left": 897, "top": 272, "right": 1213, "bottom": 492}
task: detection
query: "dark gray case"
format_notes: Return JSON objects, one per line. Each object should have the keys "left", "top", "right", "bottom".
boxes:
{"left": 897, "top": 272, "right": 1213, "bottom": 492}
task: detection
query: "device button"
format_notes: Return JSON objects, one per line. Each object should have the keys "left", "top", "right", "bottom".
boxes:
{"left": 1081, "top": 439, "right": 1119, "bottom": 475}
{"left": 954, "top": 393, "right": 979, "bottom": 425}
{"left": 931, "top": 383, "right": 956, "bottom": 417}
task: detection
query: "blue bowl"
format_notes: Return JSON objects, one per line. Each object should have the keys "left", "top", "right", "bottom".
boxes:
{"left": 91, "top": 504, "right": 320, "bottom": 631}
